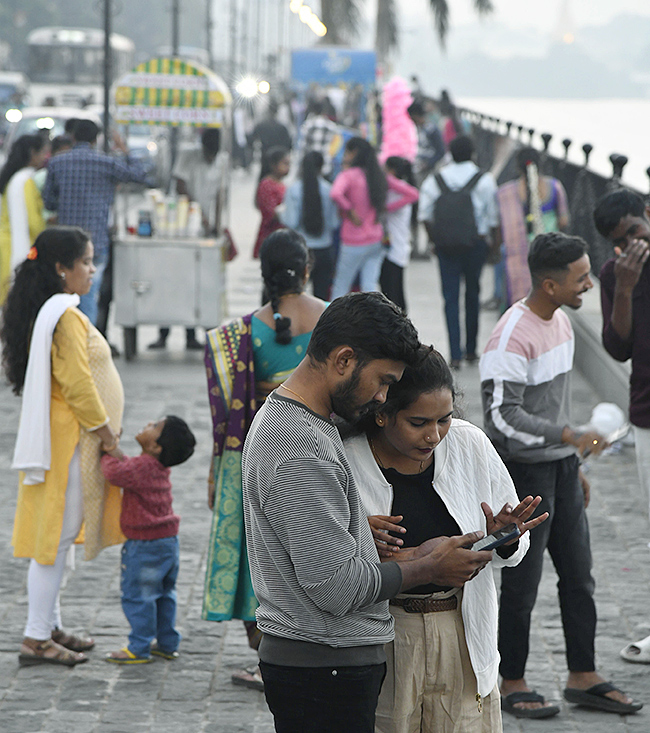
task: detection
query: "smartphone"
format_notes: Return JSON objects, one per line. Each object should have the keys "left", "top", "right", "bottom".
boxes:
{"left": 471, "top": 523, "right": 520, "bottom": 552}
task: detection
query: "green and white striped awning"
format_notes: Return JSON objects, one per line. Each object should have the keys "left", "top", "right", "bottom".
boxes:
{"left": 113, "top": 57, "right": 231, "bottom": 127}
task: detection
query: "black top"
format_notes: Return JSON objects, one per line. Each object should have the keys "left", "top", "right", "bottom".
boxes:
{"left": 381, "top": 459, "right": 461, "bottom": 594}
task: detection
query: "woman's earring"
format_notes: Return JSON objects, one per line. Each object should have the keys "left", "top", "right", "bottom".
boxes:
{"left": 60, "top": 273, "right": 65, "bottom": 280}
{"left": 376, "top": 417, "right": 384, "bottom": 426}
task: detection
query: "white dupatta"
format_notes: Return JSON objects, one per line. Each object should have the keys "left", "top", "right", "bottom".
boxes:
{"left": 12, "top": 293, "right": 80, "bottom": 485}
{"left": 6, "top": 166, "right": 36, "bottom": 270}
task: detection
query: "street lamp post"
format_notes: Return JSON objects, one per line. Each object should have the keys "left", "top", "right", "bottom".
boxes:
{"left": 206, "top": 0, "right": 214, "bottom": 69}
{"left": 103, "top": 0, "right": 112, "bottom": 153}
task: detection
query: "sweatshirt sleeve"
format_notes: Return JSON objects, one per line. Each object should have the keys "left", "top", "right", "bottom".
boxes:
{"left": 24, "top": 178, "right": 46, "bottom": 242}
{"left": 51, "top": 309, "right": 108, "bottom": 430}
{"left": 330, "top": 170, "right": 353, "bottom": 212}
{"left": 385, "top": 174, "right": 419, "bottom": 213}
{"left": 281, "top": 184, "right": 300, "bottom": 229}
{"left": 101, "top": 453, "right": 149, "bottom": 490}
{"left": 264, "top": 458, "right": 386, "bottom": 616}
{"left": 480, "top": 346, "right": 566, "bottom": 447}
{"left": 600, "top": 261, "right": 633, "bottom": 362}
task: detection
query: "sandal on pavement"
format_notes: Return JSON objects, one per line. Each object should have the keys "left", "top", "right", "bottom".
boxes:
{"left": 151, "top": 644, "right": 179, "bottom": 660}
{"left": 51, "top": 628, "right": 95, "bottom": 652}
{"left": 563, "top": 682, "right": 643, "bottom": 714}
{"left": 231, "top": 666, "right": 264, "bottom": 691}
{"left": 105, "top": 647, "right": 152, "bottom": 665}
{"left": 19, "top": 638, "right": 88, "bottom": 667}
{"left": 501, "top": 690, "right": 560, "bottom": 719}
{"left": 620, "top": 635, "right": 650, "bottom": 664}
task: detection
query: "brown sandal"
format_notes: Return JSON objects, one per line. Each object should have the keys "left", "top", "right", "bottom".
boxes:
{"left": 19, "top": 637, "right": 88, "bottom": 667}
{"left": 51, "top": 628, "right": 95, "bottom": 652}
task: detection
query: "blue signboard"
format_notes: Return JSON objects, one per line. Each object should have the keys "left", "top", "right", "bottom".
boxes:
{"left": 291, "top": 48, "right": 376, "bottom": 88}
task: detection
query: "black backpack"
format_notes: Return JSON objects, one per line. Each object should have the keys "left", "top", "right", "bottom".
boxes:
{"left": 430, "top": 170, "right": 484, "bottom": 253}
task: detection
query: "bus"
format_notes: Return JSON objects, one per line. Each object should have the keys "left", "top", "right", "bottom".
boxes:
{"left": 27, "top": 27, "right": 135, "bottom": 108}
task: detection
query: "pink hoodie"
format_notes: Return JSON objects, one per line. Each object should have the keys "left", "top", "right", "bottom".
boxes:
{"left": 330, "top": 168, "right": 418, "bottom": 246}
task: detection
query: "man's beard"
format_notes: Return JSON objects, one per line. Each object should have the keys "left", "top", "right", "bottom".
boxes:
{"left": 331, "top": 364, "right": 377, "bottom": 423}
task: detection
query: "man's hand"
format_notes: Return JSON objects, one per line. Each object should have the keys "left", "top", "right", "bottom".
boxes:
{"left": 400, "top": 532, "right": 493, "bottom": 590}
{"left": 482, "top": 496, "right": 549, "bottom": 543}
{"left": 111, "top": 129, "right": 128, "bottom": 154}
{"left": 368, "top": 515, "right": 406, "bottom": 558}
{"left": 614, "top": 239, "right": 649, "bottom": 295}
{"left": 579, "top": 469, "right": 591, "bottom": 508}
{"left": 561, "top": 427, "right": 608, "bottom": 457}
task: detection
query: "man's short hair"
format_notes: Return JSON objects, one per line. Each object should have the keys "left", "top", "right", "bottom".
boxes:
{"left": 64, "top": 118, "right": 81, "bottom": 135}
{"left": 73, "top": 119, "right": 100, "bottom": 143}
{"left": 449, "top": 135, "right": 474, "bottom": 163}
{"left": 157, "top": 415, "right": 196, "bottom": 467}
{"left": 201, "top": 128, "right": 221, "bottom": 154}
{"left": 307, "top": 292, "right": 422, "bottom": 369}
{"left": 528, "top": 232, "right": 588, "bottom": 287}
{"left": 307, "top": 100, "right": 324, "bottom": 116}
{"left": 408, "top": 101, "right": 425, "bottom": 119}
{"left": 593, "top": 189, "right": 647, "bottom": 238}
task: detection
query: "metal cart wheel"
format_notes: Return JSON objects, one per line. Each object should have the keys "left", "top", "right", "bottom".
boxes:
{"left": 123, "top": 327, "right": 137, "bottom": 361}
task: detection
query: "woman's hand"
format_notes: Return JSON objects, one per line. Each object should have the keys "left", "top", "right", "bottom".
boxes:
{"left": 481, "top": 496, "right": 549, "bottom": 545}
{"left": 347, "top": 209, "right": 362, "bottom": 226}
{"left": 208, "top": 478, "right": 216, "bottom": 510}
{"left": 368, "top": 515, "right": 406, "bottom": 558}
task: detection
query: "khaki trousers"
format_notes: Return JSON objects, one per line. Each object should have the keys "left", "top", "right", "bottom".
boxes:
{"left": 376, "top": 597, "right": 502, "bottom": 733}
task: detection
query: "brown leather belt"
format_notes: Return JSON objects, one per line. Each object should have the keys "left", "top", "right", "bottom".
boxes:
{"left": 390, "top": 595, "right": 458, "bottom": 614}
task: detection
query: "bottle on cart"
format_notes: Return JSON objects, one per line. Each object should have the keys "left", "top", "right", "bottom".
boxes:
{"left": 187, "top": 202, "right": 202, "bottom": 238}
{"left": 137, "top": 210, "right": 153, "bottom": 237}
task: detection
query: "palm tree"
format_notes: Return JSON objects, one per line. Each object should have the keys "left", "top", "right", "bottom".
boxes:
{"left": 321, "top": 0, "right": 494, "bottom": 58}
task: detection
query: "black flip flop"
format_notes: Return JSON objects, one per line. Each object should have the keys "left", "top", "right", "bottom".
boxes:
{"left": 564, "top": 682, "right": 643, "bottom": 714}
{"left": 502, "top": 690, "right": 560, "bottom": 719}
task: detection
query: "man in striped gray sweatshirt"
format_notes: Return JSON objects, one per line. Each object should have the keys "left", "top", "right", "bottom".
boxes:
{"left": 243, "top": 292, "right": 493, "bottom": 732}
{"left": 480, "top": 232, "right": 641, "bottom": 719}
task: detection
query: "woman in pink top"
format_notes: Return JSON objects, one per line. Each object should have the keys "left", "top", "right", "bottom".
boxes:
{"left": 330, "top": 137, "right": 418, "bottom": 298}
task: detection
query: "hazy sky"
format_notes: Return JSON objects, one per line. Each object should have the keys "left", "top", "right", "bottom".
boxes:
{"left": 396, "top": 0, "right": 650, "bottom": 32}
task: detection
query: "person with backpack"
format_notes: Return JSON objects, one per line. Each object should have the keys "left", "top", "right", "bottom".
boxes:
{"left": 418, "top": 136, "right": 499, "bottom": 369}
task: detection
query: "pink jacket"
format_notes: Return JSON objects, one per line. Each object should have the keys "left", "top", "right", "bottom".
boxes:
{"left": 330, "top": 168, "right": 418, "bottom": 246}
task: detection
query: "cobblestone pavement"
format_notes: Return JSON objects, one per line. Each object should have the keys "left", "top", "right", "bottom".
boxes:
{"left": 0, "top": 168, "right": 649, "bottom": 732}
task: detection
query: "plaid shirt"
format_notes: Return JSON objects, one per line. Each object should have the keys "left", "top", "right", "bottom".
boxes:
{"left": 297, "top": 115, "right": 339, "bottom": 175}
{"left": 42, "top": 143, "right": 147, "bottom": 256}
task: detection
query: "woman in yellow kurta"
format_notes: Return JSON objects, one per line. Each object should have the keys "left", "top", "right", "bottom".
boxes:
{"left": 0, "top": 134, "right": 48, "bottom": 302}
{"left": 1, "top": 226, "right": 124, "bottom": 667}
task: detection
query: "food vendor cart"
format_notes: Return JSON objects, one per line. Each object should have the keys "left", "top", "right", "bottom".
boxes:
{"left": 112, "top": 56, "right": 232, "bottom": 360}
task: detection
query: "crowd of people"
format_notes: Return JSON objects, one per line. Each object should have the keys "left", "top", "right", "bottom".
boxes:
{"left": 1, "top": 78, "right": 650, "bottom": 733}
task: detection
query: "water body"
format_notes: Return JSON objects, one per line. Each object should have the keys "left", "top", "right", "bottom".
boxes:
{"left": 460, "top": 97, "right": 650, "bottom": 193}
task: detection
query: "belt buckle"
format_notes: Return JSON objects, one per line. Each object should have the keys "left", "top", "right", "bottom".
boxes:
{"left": 402, "top": 597, "right": 422, "bottom": 613}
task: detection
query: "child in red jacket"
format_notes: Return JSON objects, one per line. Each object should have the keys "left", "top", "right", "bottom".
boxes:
{"left": 101, "top": 415, "right": 196, "bottom": 664}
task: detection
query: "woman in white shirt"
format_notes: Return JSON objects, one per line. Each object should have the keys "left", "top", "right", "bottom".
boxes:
{"left": 344, "top": 347, "right": 547, "bottom": 733}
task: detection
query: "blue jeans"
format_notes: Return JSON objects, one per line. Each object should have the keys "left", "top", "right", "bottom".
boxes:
{"left": 120, "top": 536, "right": 181, "bottom": 658}
{"left": 79, "top": 249, "right": 108, "bottom": 326}
{"left": 260, "top": 661, "right": 386, "bottom": 733}
{"left": 437, "top": 239, "right": 487, "bottom": 361}
{"left": 331, "top": 242, "right": 385, "bottom": 299}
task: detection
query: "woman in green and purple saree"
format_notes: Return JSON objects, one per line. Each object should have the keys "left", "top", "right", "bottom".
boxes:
{"left": 203, "top": 228, "right": 327, "bottom": 689}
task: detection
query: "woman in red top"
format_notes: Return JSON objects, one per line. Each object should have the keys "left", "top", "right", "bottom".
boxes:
{"left": 253, "top": 147, "right": 290, "bottom": 258}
